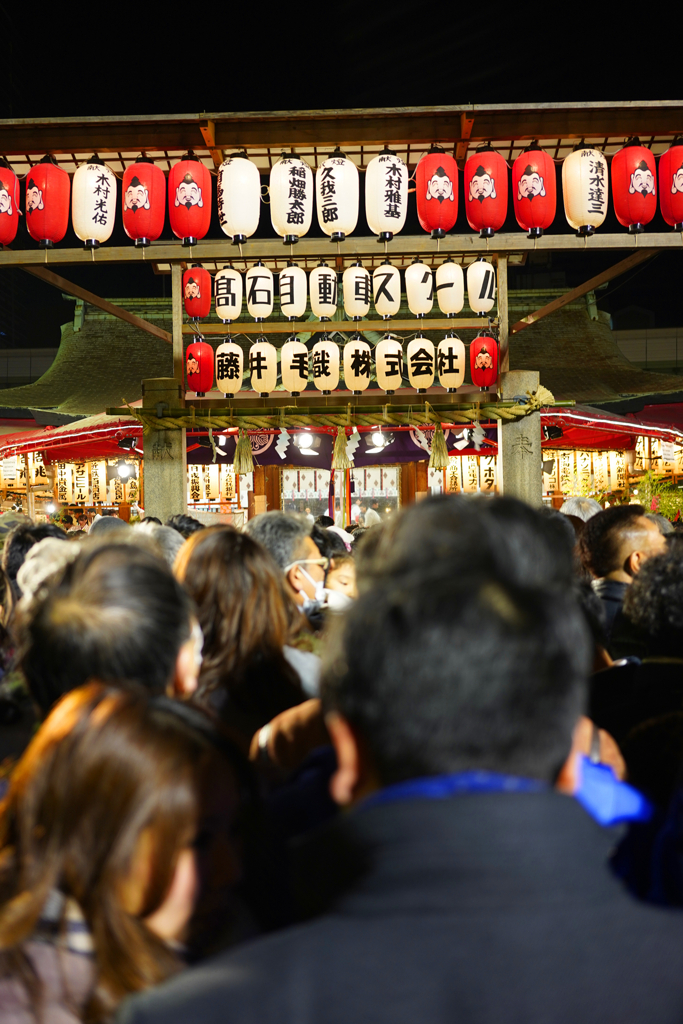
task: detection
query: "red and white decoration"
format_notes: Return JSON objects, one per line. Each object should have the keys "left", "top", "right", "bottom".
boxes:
{"left": 611, "top": 138, "right": 657, "bottom": 234}
{"left": 183, "top": 266, "right": 212, "bottom": 319}
{"left": 122, "top": 158, "right": 165, "bottom": 247}
{"left": 25, "top": 156, "right": 70, "bottom": 248}
{"left": 186, "top": 339, "right": 214, "bottom": 396}
{"left": 169, "top": 154, "right": 211, "bottom": 246}
{"left": 512, "top": 144, "right": 556, "bottom": 238}
{"left": 464, "top": 146, "right": 508, "bottom": 238}
{"left": 416, "top": 149, "right": 458, "bottom": 239}
{"left": 659, "top": 140, "right": 683, "bottom": 231}
{"left": 72, "top": 157, "right": 116, "bottom": 249}
{"left": 470, "top": 334, "right": 498, "bottom": 389}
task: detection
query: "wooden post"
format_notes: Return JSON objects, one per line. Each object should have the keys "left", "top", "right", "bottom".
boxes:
{"left": 497, "top": 370, "right": 543, "bottom": 507}
{"left": 141, "top": 377, "right": 187, "bottom": 521}
{"left": 497, "top": 255, "right": 509, "bottom": 374}
{"left": 415, "top": 460, "right": 429, "bottom": 502}
{"left": 171, "top": 264, "right": 184, "bottom": 385}
{"left": 24, "top": 455, "right": 35, "bottom": 519}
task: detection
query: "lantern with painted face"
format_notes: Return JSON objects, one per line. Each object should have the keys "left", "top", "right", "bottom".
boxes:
{"left": 316, "top": 148, "right": 359, "bottom": 241}
{"left": 215, "top": 340, "right": 243, "bottom": 397}
{"left": 512, "top": 143, "right": 556, "bottom": 238}
{"left": 217, "top": 152, "right": 261, "bottom": 243}
{"left": 0, "top": 159, "right": 18, "bottom": 247}
{"left": 186, "top": 340, "right": 214, "bottom": 396}
{"left": 169, "top": 153, "right": 211, "bottom": 246}
{"left": 279, "top": 264, "right": 307, "bottom": 319}
{"left": 467, "top": 258, "right": 496, "bottom": 315}
{"left": 249, "top": 338, "right": 278, "bottom": 396}
{"left": 183, "top": 266, "right": 211, "bottom": 320}
{"left": 562, "top": 146, "right": 608, "bottom": 236}
{"left": 214, "top": 266, "right": 243, "bottom": 322}
{"left": 122, "top": 157, "right": 165, "bottom": 247}
{"left": 407, "top": 333, "right": 435, "bottom": 393}
{"left": 611, "top": 138, "right": 657, "bottom": 234}
{"left": 310, "top": 262, "right": 338, "bottom": 319}
{"left": 470, "top": 334, "right": 498, "bottom": 390}
{"left": 373, "top": 262, "right": 401, "bottom": 318}
{"left": 72, "top": 157, "right": 117, "bottom": 249}
{"left": 365, "top": 148, "right": 408, "bottom": 241}
{"left": 464, "top": 146, "right": 508, "bottom": 238}
{"left": 437, "top": 332, "right": 465, "bottom": 391}
{"left": 405, "top": 258, "right": 434, "bottom": 317}
{"left": 281, "top": 336, "right": 309, "bottom": 395}
{"left": 343, "top": 261, "right": 371, "bottom": 319}
{"left": 25, "top": 155, "right": 70, "bottom": 248}
{"left": 416, "top": 148, "right": 458, "bottom": 238}
{"left": 375, "top": 335, "right": 404, "bottom": 394}
{"left": 343, "top": 333, "right": 372, "bottom": 393}
{"left": 311, "top": 335, "right": 340, "bottom": 394}
{"left": 270, "top": 155, "right": 313, "bottom": 244}
{"left": 659, "top": 139, "right": 683, "bottom": 231}
{"left": 246, "top": 262, "right": 274, "bottom": 320}
{"left": 435, "top": 259, "right": 464, "bottom": 315}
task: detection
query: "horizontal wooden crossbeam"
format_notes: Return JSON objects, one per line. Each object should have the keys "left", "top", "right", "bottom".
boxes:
{"left": 182, "top": 318, "right": 485, "bottom": 335}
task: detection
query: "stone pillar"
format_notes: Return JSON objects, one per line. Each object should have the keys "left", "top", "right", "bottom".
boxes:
{"left": 141, "top": 377, "right": 187, "bottom": 521}
{"left": 497, "top": 370, "right": 543, "bottom": 507}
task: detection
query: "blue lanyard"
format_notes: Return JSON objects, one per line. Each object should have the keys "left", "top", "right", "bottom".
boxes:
{"left": 360, "top": 771, "right": 547, "bottom": 812}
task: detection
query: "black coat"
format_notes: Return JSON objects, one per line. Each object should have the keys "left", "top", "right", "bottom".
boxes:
{"left": 118, "top": 791, "right": 683, "bottom": 1024}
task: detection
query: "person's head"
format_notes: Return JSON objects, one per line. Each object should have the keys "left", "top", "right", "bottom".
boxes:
{"left": 314, "top": 515, "right": 334, "bottom": 528}
{"left": 136, "top": 522, "right": 185, "bottom": 568}
{"left": 645, "top": 511, "right": 674, "bottom": 536}
{"left": 62, "top": 514, "right": 74, "bottom": 527}
{"left": 166, "top": 513, "right": 204, "bottom": 539}
{"left": 359, "top": 502, "right": 368, "bottom": 513}
{"left": 17, "top": 543, "right": 199, "bottom": 718}
{"left": 559, "top": 496, "right": 603, "bottom": 522}
{"left": 77, "top": 513, "right": 88, "bottom": 527}
{"left": 246, "top": 511, "right": 324, "bottom": 607}
{"left": 579, "top": 504, "right": 666, "bottom": 581}
{"left": 325, "top": 553, "right": 357, "bottom": 600}
{"left": 2, "top": 522, "right": 67, "bottom": 590}
{"left": 0, "top": 683, "right": 246, "bottom": 1018}
{"left": 622, "top": 546, "right": 683, "bottom": 657}
{"left": 322, "top": 572, "right": 590, "bottom": 803}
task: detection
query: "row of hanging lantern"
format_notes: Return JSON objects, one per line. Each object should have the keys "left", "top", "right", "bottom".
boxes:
{"left": 185, "top": 331, "right": 498, "bottom": 398}
{"left": 182, "top": 257, "right": 497, "bottom": 321}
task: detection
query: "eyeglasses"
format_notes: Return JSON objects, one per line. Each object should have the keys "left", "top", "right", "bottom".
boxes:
{"left": 284, "top": 556, "right": 330, "bottom": 573}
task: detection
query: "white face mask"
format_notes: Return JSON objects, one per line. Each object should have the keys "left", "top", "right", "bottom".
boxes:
{"left": 299, "top": 565, "right": 326, "bottom": 610}
{"left": 324, "top": 588, "right": 353, "bottom": 611}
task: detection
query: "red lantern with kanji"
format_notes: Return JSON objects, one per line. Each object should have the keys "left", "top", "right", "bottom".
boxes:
{"left": 169, "top": 153, "right": 211, "bottom": 246}
{"left": 416, "top": 148, "right": 458, "bottom": 239}
{"left": 470, "top": 334, "right": 498, "bottom": 389}
{"left": 25, "top": 156, "right": 70, "bottom": 248}
{"left": 122, "top": 157, "right": 166, "bottom": 247}
{"left": 659, "top": 139, "right": 683, "bottom": 231}
{"left": 464, "top": 146, "right": 508, "bottom": 238}
{"left": 512, "top": 143, "right": 556, "bottom": 238}
{"left": 183, "top": 266, "right": 211, "bottom": 319}
{"left": 186, "top": 339, "right": 214, "bottom": 396}
{"left": 611, "top": 138, "right": 657, "bottom": 234}
{"left": 0, "top": 158, "right": 19, "bottom": 247}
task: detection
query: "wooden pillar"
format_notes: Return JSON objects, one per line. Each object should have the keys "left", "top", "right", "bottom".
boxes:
{"left": 401, "top": 462, "right": 416, "bottom": 506}
{"left": 416, "top": 460, "right": 429, "bottom": 502}
{"left": 171, "top": 264, "right": 184, "bottom": 385}
{"left": 141, "top": 377, "right": 187, "bottom": 521}
{"left": 265, "top": 465, "right": 282, "bottom": 511}
{"left": 497, "top": 255, "right": 509, "bottom": 374}
{"left": 497, "top": 370, "right": 543, "bottom": 507}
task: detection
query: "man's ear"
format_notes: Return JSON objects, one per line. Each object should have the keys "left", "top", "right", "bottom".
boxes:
{"left": 626, "top": 549, "right": 642, "bottom": 576}
{"left": 326, "top": 712, "right": 375, "bottom": 806}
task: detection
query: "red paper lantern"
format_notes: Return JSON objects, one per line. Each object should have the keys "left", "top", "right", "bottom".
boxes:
{"left": 464, "top": 146, "right": 508, "bottom": 238}
{"left": 611, "top": 138, "right": 657, "bottom": 234}
{"left": 183, "top": 266, "right": 212, "bottom": 319}
{"left": 122, "top": 157, "right": 166, "bottom": 247}
{"left": 512, "top": 143, "right": 556, "bottom": 238}
{"left": 186, "top": 339, "right": 214, "bottom": 396}
{"left": 169, "top": 153, "right": 211, "bottom": 246}
{"left": 659, "top": 139, "right": 683, "bottom": 231}
{"left": 416, "top": 148, "right": 458, "bottom": 239}
{"left": 470, "top": 334, "right": 498, "bottom": 389}
{"left": 0, "top": 158, "right": 19, "bottom": 247}
{"left": 25, "top": 156, "right": 70, "bottom": 248}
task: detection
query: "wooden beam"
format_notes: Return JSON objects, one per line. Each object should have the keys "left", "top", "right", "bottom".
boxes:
{"left": 181, "top": 318, "right": 485, "bottom": 335}
{"left": 199, "top": 120, "right": 223, "bottom": 168}
{"left": 510, "top": 250, "right": 657, "bottom": 334}
{"left": 455, "top": 113, "right": 474, "bottom": 161}
{"left": 22, "top": 266, "right": 172, "bottom": 344}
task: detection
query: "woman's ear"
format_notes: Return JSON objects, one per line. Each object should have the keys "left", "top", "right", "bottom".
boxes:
{"left": 326, "top": 712, "right": 379, "bottom": 807}
{"left": 169, "top": 625, "right": 202, "bottom": 698}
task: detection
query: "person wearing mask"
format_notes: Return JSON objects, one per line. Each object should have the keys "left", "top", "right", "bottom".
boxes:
{"left": 246, "top": 512, "right": 327, "bottom": 631}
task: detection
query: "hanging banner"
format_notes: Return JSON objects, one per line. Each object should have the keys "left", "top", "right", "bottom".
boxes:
{"left": 91, "top": 461, "right": 107, "bottom": 503}
{"left": 609, "top": 451, "right": 627, "bottom": 491}
{"left": 480, "top": 455, "right": 497, "bottom": 492}
{"left": 1, "top": 456, "right": 16, "bottom": 487}
{"left": 447, "top": 457, "right": 462, "bottom": 493}
{"left": 31, "top": 452, "right": 49, "bottom": 487}
{"left": 593, "top": 452, "right": 609, "bottom": 493}
{"left": 675, "top": 448, "right": 683, "bottom": 481}
{"left": 16, "top": 457, "right": 27, "bottom": 492}
{"left": 126, "top": 477, "right": 139, "bottom": 503}
{"left": 57, "top": 463, "right": 73, "bottom": 504}
{"left": 109, "top": 476, "right": 125, "bottom": 504}
{"left": 462, "top": 456, "right": 479, "bottom": 493}
{"left": 543, "top": 455, "right": 558, "bottom": 493}
{"left": 576, "top": 450, "right": 592, "bottom": 494}
{"left": 188, "top": 463, "right": 203, "bottom": 503}
{"left": 73, "top": 462, "right": 89, "bottom": 504}
{"left": 221, "top": 465, "right": 235, "bottom": 502}
{"left": 634, "top": 436, "right": 647, "bottom": 472}
{"left": 558, "top": 450, "right": 575, "bottom": 495}
{"left": 203, "top": 464, "right": 220, "bottom": 500}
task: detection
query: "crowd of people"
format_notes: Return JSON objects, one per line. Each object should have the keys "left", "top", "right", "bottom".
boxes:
{"left": 1, "top": 494, "right": 683, "bottom": 1021}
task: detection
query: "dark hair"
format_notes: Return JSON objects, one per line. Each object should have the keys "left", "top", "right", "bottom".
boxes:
{"left": 143, "top": 516, "right": 162, "bottom": 526}
{"left": 622, "top": 547, "right": 683, "bottom": 656}
{"left": 17, "top": 543, "right": 194, "bottom": 717}
{"left": 322, "top": 573, "right": 589, "bottom": 785}
{"left": 314, "top": 515, "right": 334, "bottom": 528}
{"left": 166, "top": 513, "right": 205, "bottom": 539}
{"left": 579, "top": 505, "right": 646, "bottom": 578}
{"left": 61, "top": 515, "right": 73, "bottom": 526}
{"left": 2, "top": 523, "right": 67, "bottom": 586}
{"left": 311, "top": 525, "right": 346, "bottom": 560}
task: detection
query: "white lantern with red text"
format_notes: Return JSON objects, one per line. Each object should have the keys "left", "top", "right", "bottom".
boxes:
{"left": 316, "top": 148, "right": 359, "bottom": 241}
{"left": 407, "top": 334, "right": 435, "bottom": 393}
{"left": 214, "top": 266, "right": 243, "bottom": 323}
{"left": 405, "top": 259, "right": 434, "bottom": 317}
{"left": 373, "top": 262, "right": 401, "bottom": 318}
{"left": 270, "top": 155, "right": 313, "bottom": 244}
{"left": 245, "top": 262, "right": 274, "bottom": 320}
{"left": 217, "top": 153, "right": 261, "bottom": 243}
{"left": 467, "top": 259, "right": 496, "bottom": 315}
{"left": 437, "top": 333, "right": 465, "bottom": 391}
{"left": 281, "top": 336, "right": 309, "bottom": 395}
{"left": 310, "top": 262, "right": 338, "bottom": 319}
{"left": 365, "top": 148, "right": 408, "bottom": 240}
{"left": 435, "top": 259, "right": 464, "bottom": 315}
{"left": 562, "top": 147, "right": 608, "bottom": 236}
{"left": 343, "top": 334, "right": 372, "bottom": 393}
{"left": 311, "top": 336, "right": 340, "bottom": 394}
{"left": 375, "top": 335, "right": 404, "bottom": 394}
{"left": 215, "top": 341, "right": 243, "bottom": 397}
{"left": 343, "top": 262, "right": 371, "bottom": 319}
{"left": 279, "top": 264, "right": 307, "bottom": 319}
{"left": 72, "top": 157, "right": 117, "bottom": 249}
{"left": 249, "top": 338, "right": 278, "bottom": 396}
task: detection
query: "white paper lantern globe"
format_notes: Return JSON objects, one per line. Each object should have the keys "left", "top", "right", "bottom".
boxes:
{"left": 214, "top": 265, "right": 243, "bottom": 323}
{"left": 466, "top": 258, "right": 496, "bottom": 316}
{"left": 246, "top": 261, "right": 274, "bottom": 320}
{"left": 365, "top": 148, "right": 408, "bottom": 241}
{"left": 375, "top": 334, "right": 404, "bottom": 394}
{"left": 373, "top": 261, "right": 401, "bottom": 319}
{"left": 343, "top": 332, "right": 372, "bottom": 394}
{"left": 270, "top": 154, "right": 313, "bottom": 245}
{"left": 343, "top": 261, "right": 371, "bottom": 319}
{"left": 217, "top": 152, "right": 261, "bottom": 244}
{"left": 435, "top": 259, "right": 464, "bottom": 316}
{"left": 562, "top": 146, "right": 609, "bottom": 236}
{"left": 249, "top": 338, "right": 278, "bottom": 396}
{"left": 215, "top": 340, "right": 244, "bottom": 397}
{"left": 316, "top": 148, "right": 359, "bottom": 242}
{"left": 309, "top": 261, "right": 338, "bottom": 320}
{"left": 72, "top": 156, "right": 117, "bottom": 249}
{"left": 280, "top": 335, "right": 310, "bottom": 396}
{"left": 279, "top": 263, "right": 307, "bottom": 320}
{"left": 405, "top": 258, "right": 434, "bottom": 317}
{"left": 311, "top": 335, "right": 340, "bottom": 394}
{"left": 437, "top": 332, "right": 465, "bottom": 392}
{"left": 407, "top": 333, "right": 435, "bottom": 393}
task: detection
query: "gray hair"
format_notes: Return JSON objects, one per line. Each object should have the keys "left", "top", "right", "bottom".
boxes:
{"left": 245, "top": 511, "right": 311, "bottom": 570}
{"left": 644, "top": 512, "right": 674, "bottom": 536}
{"left": 559, "top": 496, "right": 603, "bottom": 522}
{"left": 135, "top": 522, "right": 185, "bottom": 568}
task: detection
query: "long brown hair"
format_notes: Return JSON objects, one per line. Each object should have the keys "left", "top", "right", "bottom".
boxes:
{"left": 0, "top": 683, "right": 236, "bottom": 1021}
{"left": 175, "top": 527, "right": 303, "bottom": 731}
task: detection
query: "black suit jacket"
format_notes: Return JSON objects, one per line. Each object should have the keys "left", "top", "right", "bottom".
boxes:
{"left": 118, "top": 791, "right": 683, "bottom": 1024}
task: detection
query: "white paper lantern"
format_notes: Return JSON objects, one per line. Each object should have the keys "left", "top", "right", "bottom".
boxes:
{"left": 311, "top": 336, "right": 340, "bottom": 393}
{"left": 316, "top": 149, "right": 359, "bottom": 240}
{"left": 562, "top": 147, "right": 608, "bottom": 235}
{"left": 246, "top": 262, "right": 274, "bottom": 320}
{"left": 373, "top": 262, "right": 401, "bottom": 318}
{"left": 279, "top": 264, "right": 307, "bottom": 319}
{"left": 437, "top": 333, "right": 465, "bottom": 391}
{"left": 217, "top": 153, "right": 261, "bottom": 242}
{"left": 405, "top": 259, "right": 434, "bottom": 317}
{"left": 281, "top": 336, "right": 309, "bottom": 395}
{"left": 309, "top": 262, "right": 338, "bottom": 319}
{"left": 215, "top": 340, "right": 244, "bottom": 396}
{"left": 269, "top": 155, "right": 313, "bottom": 243}
{"left": 249, "top": 339, "right": 278, "bottom": 395}
{"left": 365, "top": 149, "right": 408, "bottom": 240}
{"left": 467, "top": 258, "right": 496, "bottom": 315}
{"left": 343, "top": 262, "right": 371, "bottom": 319}
{"left": 407, "top": 334, "right": 435, "bottom": 392}
{"left": 435, "top": 260, "right": 464, "bottom": 315}
{"left": 343, "top": 333, "right": 372, "bottom": 393}
{"left": 214, "top": 266, "right": 243, "bottom": 322}
{"left": 72, "top": 158, "right": 117, "bottom": 248}
{"left": 375, "top": 335, "right": 404, "bottom": 394}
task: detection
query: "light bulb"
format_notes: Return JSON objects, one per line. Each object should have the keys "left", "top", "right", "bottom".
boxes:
{"left": 46, "top": 502, "right": 56, "bottom": 514}
{"left": 371, "top": 431, "right": 384, "bottom": 447}
{"left": 119, "top": 464, "right": 131, "bottom": 479}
